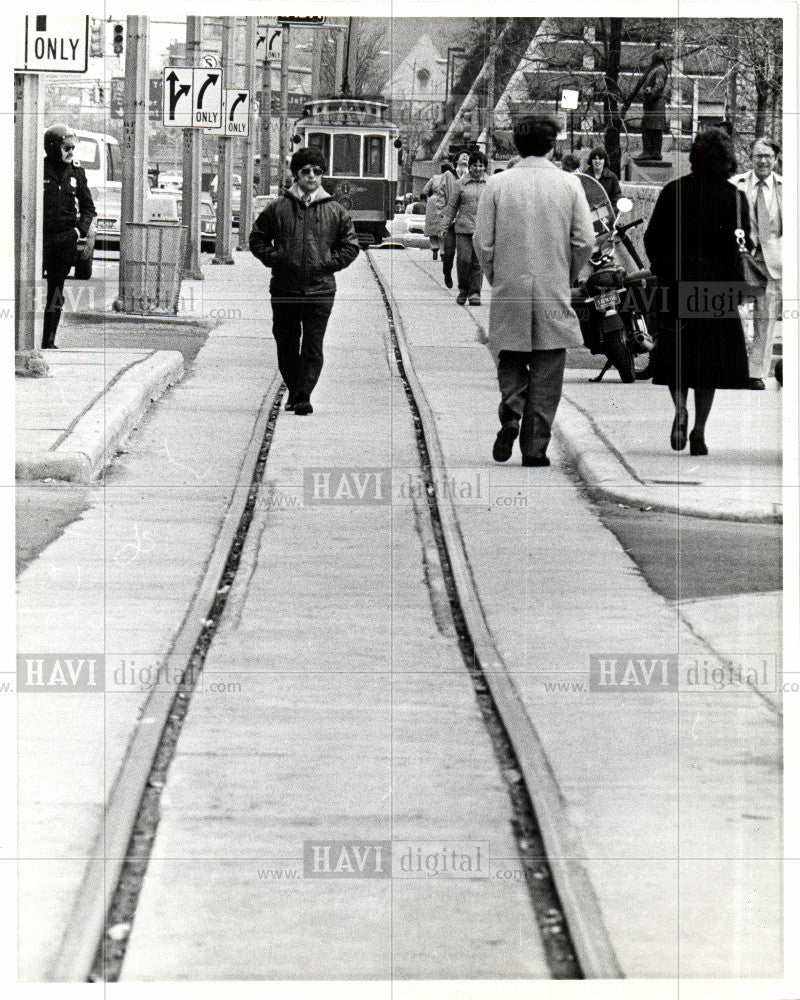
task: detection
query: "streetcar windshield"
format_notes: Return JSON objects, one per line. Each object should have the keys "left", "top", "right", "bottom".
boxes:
{"left": 332, "top": 134, "right": 360, "bottom": 176}
{"left": 363, "top": 136, "right": 385, "bottom": 177}
{"left": 307, "top": 133, "right": 331, "bottom": 169}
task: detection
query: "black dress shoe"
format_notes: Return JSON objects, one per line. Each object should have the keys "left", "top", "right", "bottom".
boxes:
{"left": 294, "top": 401, "right": 313, "bottom": 415}
{"left": 443, "top": 272, "right": 453, "bottom": 289}
{"left": 689, "top": 430, "right": 708, "bottom": 456}
{"left": 670, "top": 408, "right": 688, "bottom": 451}
{"left": 522, "top": 453, "right": 550, "bottom": 467}
{"left": 749, "top": 377, "right": 766, "bottom": 390}
{"left": 492, "top": 421, "right": 519, "bottom": 462}
{"left": 285, "top": 396, "right": 296, "bottom": 410}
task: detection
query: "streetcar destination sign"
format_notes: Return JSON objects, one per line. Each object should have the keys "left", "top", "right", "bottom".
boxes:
{"left": 276, "top": 15, "right": 326, "bottom": 23}
{"left": 15, "top": 14, "right": 89, "bottom": 73}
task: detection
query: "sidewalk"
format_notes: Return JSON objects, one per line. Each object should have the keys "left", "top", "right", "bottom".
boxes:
{"left": 15, "top": 349, "right": 184, "bottom": 483}
{"left": 406, "top": 249, "right": 783, "bottom": 524}
{"left": 370, "top": 247, "right": 782, "bottom": 978}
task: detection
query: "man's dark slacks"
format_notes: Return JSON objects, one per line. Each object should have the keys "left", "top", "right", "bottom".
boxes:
{"left": 497, "top": 348, "right": 567, "bottom": 457}
{"left": 271, "top": 296, "right": 335, "bottom": 404}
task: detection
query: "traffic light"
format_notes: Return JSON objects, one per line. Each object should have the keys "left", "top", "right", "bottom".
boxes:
{"left": 89, "top": 18, "right": 103, "bottom": 57}
{"left": 112, "top": 23, "right": 124, "bottom": 56}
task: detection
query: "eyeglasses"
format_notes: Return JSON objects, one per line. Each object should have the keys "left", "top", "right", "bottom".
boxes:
{"left": 298, "top": 165, "right": 324, "bottom": 176}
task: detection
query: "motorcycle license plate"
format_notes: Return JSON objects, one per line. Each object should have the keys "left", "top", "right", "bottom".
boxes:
{"left": 593, "top": 290, "right": 620, "bottom": 309}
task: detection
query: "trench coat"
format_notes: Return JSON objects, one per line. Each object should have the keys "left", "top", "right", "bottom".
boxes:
{"left": 472, "top": 156, "right": 595, "bottom": 353}
{"left": 421, "top": 172, "right": 456, "bottom": 238}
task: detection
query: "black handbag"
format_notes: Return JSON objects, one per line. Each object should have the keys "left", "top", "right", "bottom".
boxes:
{"left": 734, "top": 189, "right": 769, "bottom": 297}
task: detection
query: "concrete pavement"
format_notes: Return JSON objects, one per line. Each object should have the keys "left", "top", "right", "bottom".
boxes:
{"left": 15, "top": 246, "right": 784, "bottom": 981}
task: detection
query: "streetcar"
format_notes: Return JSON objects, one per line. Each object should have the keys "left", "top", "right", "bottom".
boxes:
{"left": 292, "top": 98, "right": 400, "bottom": 244}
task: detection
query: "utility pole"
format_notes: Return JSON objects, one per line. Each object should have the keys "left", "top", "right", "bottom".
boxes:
{"left": 310, "top": 25, "right": 324, "bottom": 99}
{"left": 278, "top": 23, "right": 291, "bottom": 187}
{"left": 259, "top": 30, "right": 272, "bottom": 194}
{"left": 334, "top": 25, "right": 345, "bottom": 94}
{"left": 213, "top": 16, "right": 235, "bottom": 264}
{"left": 181, "top": 15, "right": 203, "bottom": 279}
{"left": 118, "top": 15, "right": 150, "bottom": 309}
{"left": 342, "top": 17, "right": 359, "bottom": 94}
{"left": 14, "top": 71, "right": 44, "bottom": 370}
{"left": 238, "top": 17, "right": 257, "bottom": 249}
{"left": 485, "top": 17, "right": 497, "bottom": 167}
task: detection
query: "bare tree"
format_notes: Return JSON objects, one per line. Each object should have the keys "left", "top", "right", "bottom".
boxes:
{"left": 318, "top": 22, "right": 389, "bottom": 97}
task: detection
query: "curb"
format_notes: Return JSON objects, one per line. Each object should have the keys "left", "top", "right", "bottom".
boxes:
{"left": 555, "top": 395, "right": 783, "bottom": 524}
{"left": 69, "top": 310, "right": 217, "bottom": 329}
{"left": 16, "top": 351, "right": 185, "bottom": 484}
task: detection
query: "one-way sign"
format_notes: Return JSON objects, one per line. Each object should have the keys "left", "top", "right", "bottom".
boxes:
{"left": 162, "top": 67, "right": 225, "bottom": 129}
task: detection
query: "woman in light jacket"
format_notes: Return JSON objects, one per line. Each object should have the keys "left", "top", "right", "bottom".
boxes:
{"left": 421, "top": 160, "right": 456, "bottom": 262}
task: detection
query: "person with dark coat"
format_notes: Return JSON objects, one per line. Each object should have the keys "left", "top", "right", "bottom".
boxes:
{"left": 640, "top": 49, "right": 669, "bottom": 160}
{"left": 643, "top": 128, "right": 751, "bottom": 456}
{"left": 441, "top": 151, "right": 488, "bottom": 306}
{"left": 586, "top": 147, "right": 622, "bottom": 205}
{"left": 249, "top": 147, "right": 360, "bottom": 415}
{"left": 42, "top": 124, "right": 96, "bottom": 349}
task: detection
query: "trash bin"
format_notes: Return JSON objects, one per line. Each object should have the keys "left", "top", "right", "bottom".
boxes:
{"left": 117, "top": 221, "right": 187, "bottom": 315}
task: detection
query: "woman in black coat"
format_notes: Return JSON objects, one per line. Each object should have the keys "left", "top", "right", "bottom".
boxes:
{"left": 586, "top": 146, "right": 622, "bottom": 205}
{"left": 643, "top": 129, "right": 751, "bottom": 455}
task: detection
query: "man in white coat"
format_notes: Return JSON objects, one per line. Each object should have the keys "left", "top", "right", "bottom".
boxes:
{"left": 733, "top": 137, "right": 783, "bottom": 388}
{"left": 473, "top": 116, "right": 595, "bottom": 466}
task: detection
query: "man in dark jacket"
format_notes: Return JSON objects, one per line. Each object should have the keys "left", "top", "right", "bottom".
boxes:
{"left": 249, "top": 147, "right": 359, "bottom": 414}
{"left": 42, "top": 124, "right": 96, "bottom": 349}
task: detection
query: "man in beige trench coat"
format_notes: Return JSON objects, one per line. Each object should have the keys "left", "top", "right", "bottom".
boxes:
{"left": 473, "top": 116, "right": 595, "bottom": 466}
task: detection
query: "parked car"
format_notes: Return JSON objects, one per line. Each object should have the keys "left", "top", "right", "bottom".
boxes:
{"left": 91, "top": 188, "right": 179, "bottom": 250}
{"left": 175, "top": 194, "right": 217, "bottom": 252}
{"left": 384, "top": 205, "right": 429, "bottom": 248}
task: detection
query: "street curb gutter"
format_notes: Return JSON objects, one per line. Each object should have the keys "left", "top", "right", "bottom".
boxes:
{"left": 46, "top": 372, "right": 283, "bottom": 982}
{"left": 368, "top": 251, "right": 624, "bottom": 979}
{"left": 16, "top": 351, "right": 185, "bottom": 484}
{"left": 555, "top": 395, "right": 783, "bottom": 525}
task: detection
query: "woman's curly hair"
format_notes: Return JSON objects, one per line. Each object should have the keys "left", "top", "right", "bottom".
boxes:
{"left": 689, "top": 128, "right": 738, "bottom": 179}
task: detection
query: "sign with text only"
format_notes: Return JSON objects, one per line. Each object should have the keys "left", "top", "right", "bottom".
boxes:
{"left": 15, "top": 14, "right": 89, "bottom": 73}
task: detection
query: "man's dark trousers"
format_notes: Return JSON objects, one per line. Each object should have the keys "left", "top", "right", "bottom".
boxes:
{"left": 497, "top": 348, "right": 567, "bottom": 457}
{"left": 271, "top": 296, "right": 334, "bottom": 404}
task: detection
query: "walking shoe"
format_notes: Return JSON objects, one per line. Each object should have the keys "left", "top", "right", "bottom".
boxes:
{"left": 688, "top": 430, "right": 708, "bottom": 456}
{"left": 432, "top": 249, "right": 439, "bottom": 260}
{"left": 492, "top": 421, "right": 519, "bottom": 463}
{"left": 443, "top": 272, "right": 453, "bottom": 289}
{"left": 749, "top": 377, "right": 766, "bottom": 390}
{"left": 468, "top": 294, "right": 481, "bottom": 306}
{"left": 294, "top": 401, "right": 313, "bottom": 415}
{"left": 670, "top": 408, "right": 688, "bottom": 451}
{"left": 456, "top": 292, "right": 468, "bottom": 305}
{"left": 285, "top": 395, "right": 296, "bottom": 410}
{"left": 522, "top": 453, "right": 550, "bottom": 467}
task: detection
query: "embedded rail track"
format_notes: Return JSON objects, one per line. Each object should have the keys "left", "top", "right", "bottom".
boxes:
{"left": 53, "top": 256, "right": 621, "bottom": 983}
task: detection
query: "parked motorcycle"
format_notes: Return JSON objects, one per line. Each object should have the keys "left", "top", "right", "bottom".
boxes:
{"left": 572, "top": 173, "right": 657, "bottom": 383}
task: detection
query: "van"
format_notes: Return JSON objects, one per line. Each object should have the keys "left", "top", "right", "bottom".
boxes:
{"left": 73, "top": 130, "right": 120, "bottom": 191}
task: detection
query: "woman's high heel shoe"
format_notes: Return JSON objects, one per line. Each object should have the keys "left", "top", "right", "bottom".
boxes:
{"left": 670, "top": 409, "right": 688, "bottom": 451}
{"left": 689, "top": 430, "right": 708, "bottom": 456}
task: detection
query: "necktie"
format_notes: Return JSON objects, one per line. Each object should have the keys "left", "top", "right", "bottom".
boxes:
{"left": 755, "top": 180, "right": 770, "bottom": 250}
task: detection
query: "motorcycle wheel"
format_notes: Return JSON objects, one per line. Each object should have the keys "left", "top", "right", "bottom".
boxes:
{"left": 606, "top": 330, "right": 635, "bottom": 382}
{"left": 634, "top": 354, "right": 653, "bottom": 380}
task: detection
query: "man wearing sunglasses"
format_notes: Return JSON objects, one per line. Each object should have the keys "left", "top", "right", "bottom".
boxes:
{"left": 41, "top": 123, "right": 96, "bottom": 349}
{"left": 250, "top": 147, "right": 359, "bottom": 415}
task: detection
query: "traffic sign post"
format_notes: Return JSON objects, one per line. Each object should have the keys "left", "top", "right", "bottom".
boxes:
{"left": 15, "top": 14, "right": 89, "bottom": 73}
{"left": 213, "top": 18, "right": 235, "bottom": 265}
{"left": 238, "top": 17, "right": 258, "bottom": 251}
{"left": 14, "top": 71, "right": 44, "bottom": 367}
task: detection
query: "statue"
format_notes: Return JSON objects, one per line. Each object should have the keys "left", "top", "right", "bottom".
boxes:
{"left": 639, "top": 49, "right": 670, "bottom": 161}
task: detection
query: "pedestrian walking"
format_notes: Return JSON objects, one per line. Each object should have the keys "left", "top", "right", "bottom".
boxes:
{"left": 249, "top": 147, "right": 360, "bottom": 415}
{"left": 421, "top": 161, "right": 456, "bottom": 263}
{"left": 585, "top": 146, "right": 622, "bottom": 205}
{"left": 442, "top": 152, "right": 487, "bottom": 306}
{"left": 732, "top": 137, "right": 783, "bottom": 388}
{"left": 473, "top": 116, "right": 594, "bottom": 467}
{"left": 41, "top": 124, "right": 96, "bottom": 350}
{"left": 643, "top": 128, "right": 751, "bottom": 456}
